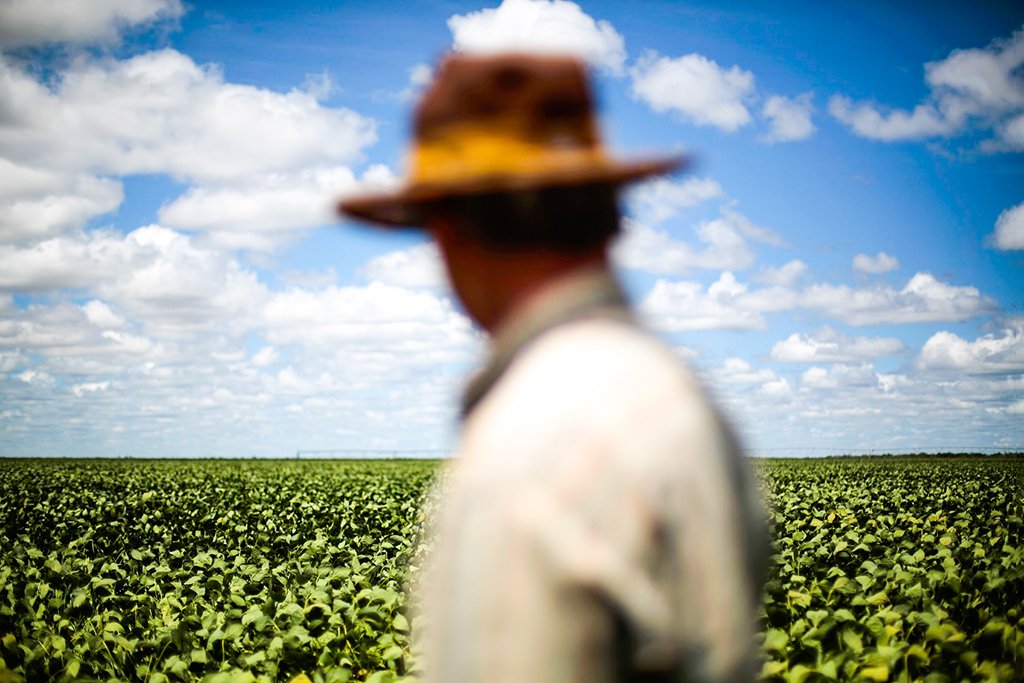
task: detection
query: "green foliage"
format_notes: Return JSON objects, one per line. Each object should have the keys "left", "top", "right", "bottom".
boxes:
{"left": 755, "top": 457, "right": 1024, "bottom": 682}
{"left": 1, "top": 456, "right": 1021, "bottom": 682}
{"left": 0, "top": 459, "right": 436, "bottom": 683}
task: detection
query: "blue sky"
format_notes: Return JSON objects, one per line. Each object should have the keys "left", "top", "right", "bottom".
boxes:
{"left": 1, "top": 0, "right": 1022, "bottom": 457}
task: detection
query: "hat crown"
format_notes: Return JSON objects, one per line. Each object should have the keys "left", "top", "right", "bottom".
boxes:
{"left": 414, "top": 54, "right": 599, "bottom": 150}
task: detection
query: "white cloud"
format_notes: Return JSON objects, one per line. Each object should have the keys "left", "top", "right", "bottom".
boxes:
{"left": 715, "top": 357, "right": 777, "bottom": 385}
{"left": 616, "top": 217, "right": 751, "bottom": 275}
{"left": 448, "top": 0, "right": 626, "bottom": 75}
{"left": 1001, "top": 399, "right": 1024, "bottom": 415}
{"left": 251, "top": 346, "right": 280, "bottom": 368}
{"left": 801, "top": 366, "right": 836, "bottom": 390}
{"left": 0, "top": 229, "right": 138, "bottom": 291}
{"left": 409, "top": 63, "right": 434, "bottom": 88}
{"left": 801, "top": 272, "right": 992, "bottom": 325}
{"left": 95, "top": 226, "right": 267, "bottom": 338}
{"left": 827, "top": 97, "right": 952, "bottom": 141}
{"left": 0, "top": 225, "right": 268, "bottom": 342}
{"left": 401, "top": 63, "right": 434, "bottom": 101}
{"left": 829, "top": 28, "right": 1024, "bottom": 149}
{"left": 727, "top": 208, "right": 783, "bottom": 246}
{"left": 752, "top": 259, "right": 807, "bottom": 287}
{"left": 630, "top": 51, "right": 755, "bottom": 131}
{"left": 772, "top": 328, "right": 903, "bottom": 363}
{"left": 0, "top": 160, "right": 124, "bottom": 243}
{"left": 362, "top": 243, "right": 447, "bottom": 289}
{"left": 925, "top": 29, "right": 1024, "bottom": 115}
{"left": 641, "top": 270, "right": 991, "bottom": 332}
{"left": 0, "top": 0, "right": 183, "bottom": 48}
{"left": 761, "top": 93, "right": 816, "bottom": 142}
{"left": 759, "top": 377, "right": 793, "bottom": 401}
{"left": 640, "top": 272, "right": 794, "bottom": 331}
{"left": 672, "top": 345, "right": 699, "bottom": 362}
{"left": 157, "top": 165, "right": 362, "bottom": 251}
{"left": 82, "top": 300, "right": 125, "bottom": 329}
{"left": 798, "top": 362, "right": 880, "bottom": 393}
{"left": 263, "top": 283, "right": 476, "bottom": 357}
{"left": 919, "top": 321, "right": 1024, "bottom": 373}
{"left": 995, "top": 111, "right": 1024, "bottom": 151}
{"left": 876, "top": 373, "right": 910, "bottom": 393}
{"left": 0, "top": 48, "right": 379, "bottom": 253}
{"left": 991, "top": 201, "right": 1024, "bottom": 250}
{"left": 0, "top": 350, "right": 26, "bottom": 373}
{"left": 16, "top": 369, "right": 53, "bottom": 386}
{"left": 615, "top": 206, "right": 778, "bottom": 275}
{"left": 71, "top": 380, "right": 111, "bottom": 397}
{"left": 852, "top": 251, "right": 900, "bottom": 275}
{"left": 0, "top": 50, "right": 376, "bottom": 184}
{"left": 627, "top": 176, "right": 723, "bottom": 223}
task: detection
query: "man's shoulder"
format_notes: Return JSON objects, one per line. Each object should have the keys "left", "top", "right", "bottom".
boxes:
{"left": 463, "top": 316, "right": 721, "bottom": 456}
{"left": 520, "top": 315, "right": 685, "bottom": 384}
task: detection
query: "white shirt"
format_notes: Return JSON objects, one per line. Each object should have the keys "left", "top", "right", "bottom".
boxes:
{"left": 413, "top": 267, "right": 767, "bottom": 683}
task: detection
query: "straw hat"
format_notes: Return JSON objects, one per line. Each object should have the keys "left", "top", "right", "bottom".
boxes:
{"left": 338, "top": 52, "right": 687, "bottom": 228}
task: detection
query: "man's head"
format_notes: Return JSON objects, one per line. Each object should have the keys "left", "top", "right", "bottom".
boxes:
{"left": 423, "top": 183, "right": 619, "bottom": 331}
{"left": 338, "top": 52, "right": 685, "bottom": 330}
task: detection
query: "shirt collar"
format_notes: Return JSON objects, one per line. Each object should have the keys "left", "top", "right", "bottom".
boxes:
{"left": 461, "top": 264, "right": 631, "bottom": 418}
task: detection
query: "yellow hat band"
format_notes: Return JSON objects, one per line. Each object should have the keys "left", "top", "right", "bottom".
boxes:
{"left": 410, "top": 126, "right": 609, "bottom": 187}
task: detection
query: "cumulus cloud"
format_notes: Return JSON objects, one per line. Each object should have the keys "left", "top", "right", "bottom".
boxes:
{"left": 991, "top": 201, "right": 1024, "bottom": 250}
{"left": 852, "top": 251, "right": 899, "bottom": 274}
{"left": 448, "top": 0, "right": 626, "bottom": 74}
{"left": 0, "top": 160, "right": 123, "bottom": 242}
{"left": 630, "top": 51, "right": 755, "bottom": 131}
{"left": 0, "top": 224, "right": 270, "bottom": 342}
{"left": 0, "top": 50, "right": 376, "bottom": 184}
{"left": 251, "top": 346, "right": 280, "bottom": 368}
{"left": 82, "top": 300, "right": 126, "bottom": 329}
{"left": 615, "top": 206, "right": 778, "bottom": 276}
{"left": 640, "top": 270, "right": 992, "bottom": 332}
{"left": 0, "top": 0, "right": 183, "bottom": 48}
{"left": 71, "top": 381, "right": 111, "bottom": 397}
{"left": 801, "top": 366, "right": 837, "bottom": 390}
{"left": 761, "top": 93, "right": 816, "bottom": 142}
{"left": 827, "top": 97, "right": 952, "bottom": 141}
{"left": 0, "top": 47, "right": 380, "bottom": 253}
{"left": 627, "top": 176, "right": 723, "bottom": 223}
{"left": 800, "top": 363, "right": 877, "bottom": 390}
{"left": 759, "top": 377, "right": 793, "bottom": 401}
{"left": 0, "top": 240, "right": 481, "bottom": 455}
{"left": 396, "top": 63, "right": 434, "bottom": 101}
{"left": 714, "top": 357, "right": 777, "bottom": 385}
{"left": 263, "top": 284, "right": 473, "bottom": 349}
{"left": 0, "top": 230, "right": 138, "bottom": 292}
{"left": 771, "top": 327, "right": 903, "bottom": 363}
{"left": 158, "top": 166, "right": 364, "bottom": 251}
{"left": 919, "top": 320, "right": 1024, "bottom": 373}
{"left": 95, "top": 226, "right": 268, "bottom": 338}
{"left": 361, "top": 243, "right": 447, "bottom": 289}
{"left": 752, "top": 259, "right": 807, "bottom": 287}
{"left": 801, "top": 272, "right": 992, "bottom": 325}
{"left": 829, "top": 27, "right": 1024, "bottom": 149}
{"left": 640, "top": 272, "right": 795, "bottom": 331}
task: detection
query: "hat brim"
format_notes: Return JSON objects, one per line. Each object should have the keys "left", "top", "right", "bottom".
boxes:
{"left": 338, "top": 154, "right": 688, "bottom": 228}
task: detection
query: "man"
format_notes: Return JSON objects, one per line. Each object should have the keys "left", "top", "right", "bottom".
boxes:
{"left": 339, "top": 53, "right": 767, "bottom": 683}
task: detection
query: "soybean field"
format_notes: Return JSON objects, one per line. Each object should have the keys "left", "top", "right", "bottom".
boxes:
{"left": 1, "top": 456, "right": 1022, "bottom": 682}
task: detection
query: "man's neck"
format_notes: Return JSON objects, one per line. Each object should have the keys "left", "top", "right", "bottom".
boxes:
{"left": 480, "top": 248, "right": 609, "bottom": 335}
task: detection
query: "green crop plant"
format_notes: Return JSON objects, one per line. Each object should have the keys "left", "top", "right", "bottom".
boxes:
{"left": 1, "top": 456, "right": 1021, "bottom": 682}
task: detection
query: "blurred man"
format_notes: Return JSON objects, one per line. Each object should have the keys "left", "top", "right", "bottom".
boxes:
{"left": 339, "top": 53, "right": 767, "bottom": 683}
